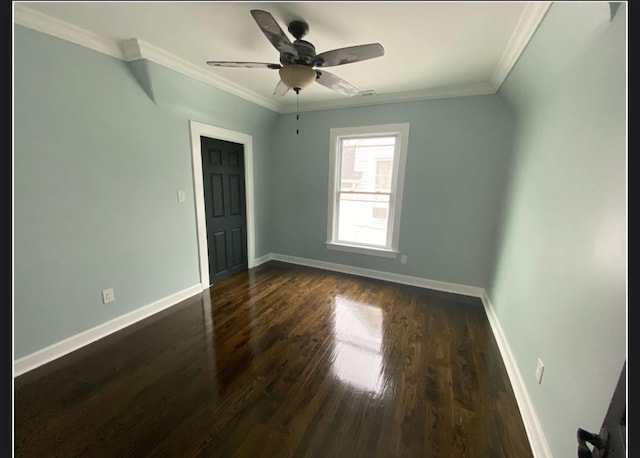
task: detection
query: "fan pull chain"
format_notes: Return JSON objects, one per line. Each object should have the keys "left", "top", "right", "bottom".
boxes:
{"left": 295, "top": 89, "right": 300, "bottom": 135}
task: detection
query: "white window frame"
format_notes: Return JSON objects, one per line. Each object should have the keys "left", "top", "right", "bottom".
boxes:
{"left": 326, "top": 123, "right": 410, "bottom": 259}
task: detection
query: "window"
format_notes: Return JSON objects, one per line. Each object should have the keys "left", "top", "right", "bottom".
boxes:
{"left": 326, "top": 123, "right": 409, "bottom": 258}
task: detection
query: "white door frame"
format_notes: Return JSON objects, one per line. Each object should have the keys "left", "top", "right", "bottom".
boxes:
{"left": 189, "top": 120, "right": 255, "bottom": 288}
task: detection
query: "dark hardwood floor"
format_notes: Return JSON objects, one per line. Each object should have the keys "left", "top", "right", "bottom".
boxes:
{"left": 14, "top": 261, "right": 533, "bottom": 457}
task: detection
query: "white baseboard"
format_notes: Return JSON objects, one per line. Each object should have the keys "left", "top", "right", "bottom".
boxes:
{"left": 252, "top": 253, "right": 273, "bottom": 267}
{"left": 14, "top": 255, "right": 547, "bottom": 458}
{"left": 15, "top": 254, "right": 479, "bottom": 377}
{"left": 481, "top": 291, "right": 552, "bottom": 458}
{"left": 14, "top": 284, "right": 203, "bottom": 377}
{"left": 270, "top": 253, "right": 485, "bottom": 298}
{"left": 265, "top": 254, "right": 548, "bottom": 457}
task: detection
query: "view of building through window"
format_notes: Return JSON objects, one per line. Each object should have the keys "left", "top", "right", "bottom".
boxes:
{"left": 337, "top": 136, "right": 396, "bottom": 247}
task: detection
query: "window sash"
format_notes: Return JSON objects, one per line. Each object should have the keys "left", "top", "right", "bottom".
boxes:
{"left": 334, "top": 135, "right": 397, "bottom": 249}
{"left": 335, "top": 191, "right": 392, "bottom": 248}
{"left": 327, "top": 123, "right": 410, "bottom": 257}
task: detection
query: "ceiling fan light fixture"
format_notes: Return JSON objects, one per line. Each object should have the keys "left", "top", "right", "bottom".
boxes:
{"left": 279, "top": 65, "right": 316, "bottom": 91}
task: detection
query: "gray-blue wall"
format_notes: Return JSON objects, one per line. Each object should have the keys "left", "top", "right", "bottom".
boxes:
{"left": 492, "top": 3, "right": 626, "bottom": 457}
{"left": 269, "top": 97, "right": 515, "bottom": 287}
{"left": 13, "top": 25, "right": 277, "bottom": 358}
{"left": 14, "top": 4, "right": 627, "bottom": 457}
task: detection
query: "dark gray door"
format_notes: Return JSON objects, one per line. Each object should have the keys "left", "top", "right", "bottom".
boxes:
{"left": 200, "top": 136, "right": 248, "bottom": 284}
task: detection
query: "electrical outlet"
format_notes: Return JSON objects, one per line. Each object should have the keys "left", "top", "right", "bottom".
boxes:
{"left": 535, "top": 358, "right": 544, "bottom": 384}
{"left": 400, "top": 255, "right": 408, "bottom": 264}
{"left": 102, "top": 288, "right": 115, "bottom": 304}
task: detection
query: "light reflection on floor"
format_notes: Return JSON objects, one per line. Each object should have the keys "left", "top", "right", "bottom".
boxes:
{"left": 332, "top": 295, "right": 386, "bottom": 395}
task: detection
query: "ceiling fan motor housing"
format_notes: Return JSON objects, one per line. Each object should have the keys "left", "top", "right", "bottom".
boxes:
{"left": 286, "top": 19, "right": 316, "bottom": 64}
{"left": 293, "top": 40, "right": 316, "bottom": 63}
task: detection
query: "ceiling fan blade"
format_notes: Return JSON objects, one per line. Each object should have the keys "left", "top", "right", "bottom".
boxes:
{"left": 315, "top": 70, "right": 359, "bottom": 97}
{"left": 206, "top": 61, "right": 282, "bottom": 69}
{"left": 273, "top": 80, "right": 290, "bottom": 97}
{"left": 312, "top": 43, "right": 384, "bottom": 68}
{"left": 250, "top": 10, "right": 299, "bottom": 59}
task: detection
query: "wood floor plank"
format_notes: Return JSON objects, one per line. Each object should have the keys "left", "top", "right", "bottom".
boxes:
{"left": 14, "top": 261, "right": 533, "bottom": 457}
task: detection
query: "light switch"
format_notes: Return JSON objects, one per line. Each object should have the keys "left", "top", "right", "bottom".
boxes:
{"left": 177, "top": 190, "right": 186, "bottom": 202}
{"left": 535, "top": 358, "right": 544, "bottom": 384}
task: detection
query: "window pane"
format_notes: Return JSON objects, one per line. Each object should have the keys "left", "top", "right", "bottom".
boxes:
{"left": 337, "top": 193, "right": 390, "bottom": 246}
{"left": 340, "top": 136, "right": 396, "bottom": 192}
{"left": 328, "top": 123, "right": 409, "bottom": 255}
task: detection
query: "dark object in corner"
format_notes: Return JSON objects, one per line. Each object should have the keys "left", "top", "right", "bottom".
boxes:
{"left": 576, "top": 362, "right": 626, "bottom": 457}
{"left": 577, "top": 427, "right": 608, "bottom": 457}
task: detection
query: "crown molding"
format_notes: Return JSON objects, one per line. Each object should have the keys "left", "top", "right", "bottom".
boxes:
{"left": 491, "top": 1, "right": 552, "bottom": 90}
{"left": 13, "top": 3, "right": 123, "bottom": 59}
{"left": 13, "top": 4, "right": 280, "bottom": 112}
{"left": 120, "top": 38, "right": 280, "bottom": 112}
{"left": 14, "top": 2, "right": 549, "bottom": 114}
{"left": 280, "top": 81, "right": 497, "bottom": 114}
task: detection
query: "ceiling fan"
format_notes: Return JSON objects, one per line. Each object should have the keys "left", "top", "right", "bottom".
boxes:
{"left": 206, "top": 9, "right": 385, "bottom": 97}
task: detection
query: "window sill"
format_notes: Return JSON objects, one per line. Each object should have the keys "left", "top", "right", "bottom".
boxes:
{"left": 325, "top": 242, "right": 398, "bottom": 259}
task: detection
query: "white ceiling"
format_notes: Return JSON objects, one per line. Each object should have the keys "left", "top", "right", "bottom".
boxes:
{"left": 14, "top": 1, "right": 551, "bottom": 113}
